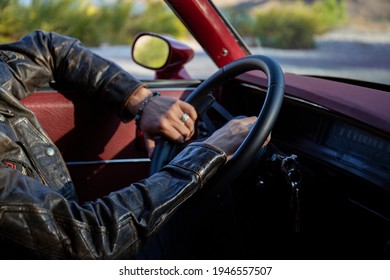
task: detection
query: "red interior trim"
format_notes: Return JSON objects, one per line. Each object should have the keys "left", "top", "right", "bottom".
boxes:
{"left": 237, "top": 71, "right": 390, "bottom": 135}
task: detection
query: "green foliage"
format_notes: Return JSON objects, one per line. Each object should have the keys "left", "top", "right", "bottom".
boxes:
{"left": 23, "top": 0, "right": 98, "bottom": 43}
{"left": 0, "top": 0, "right": 25, "bottom": 42}
{"left": 126, "top": 0, "right": 187, "bottom": 39}
{"left": 92, "top": 0, "right": 135, "bottom": 45}
{"left": 312, "top": 0, "right": 347, "bottom": 32}
{"left": 243, "top": 0, "right": 347, "bottom": 49}
{"left": 0, "top": 0, "right": 187, "bottom": 45}
{"left": 253, "top": 1, "right": 319, "bottom": 49}
{"left": 223, "top": 7, "right": 256, "bottom": 38}
{"left": 0, "top": 0, "right": 347, "bottom": 48}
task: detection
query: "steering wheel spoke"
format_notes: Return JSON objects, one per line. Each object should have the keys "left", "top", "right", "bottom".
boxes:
{"left": 198, "top": 100, "right": 235, "bottom": 136}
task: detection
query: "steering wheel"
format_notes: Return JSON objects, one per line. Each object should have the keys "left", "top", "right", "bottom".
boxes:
{"left": 150, "top": 55, "right": 284, "bottom": 185}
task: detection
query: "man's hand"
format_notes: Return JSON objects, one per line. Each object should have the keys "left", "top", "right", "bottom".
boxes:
{"left": 126, "top": 87, "right": 197, "bottom": 157}
{"left": 204, "top": 117, "right": 271, "bottom": 160}
{"left": 140, "top": 96, "right": 197, "bottom": 157}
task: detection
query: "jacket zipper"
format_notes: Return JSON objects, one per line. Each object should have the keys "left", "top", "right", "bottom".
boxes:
{"left": 0, "top": 109, "right": 15, "bottom": 117}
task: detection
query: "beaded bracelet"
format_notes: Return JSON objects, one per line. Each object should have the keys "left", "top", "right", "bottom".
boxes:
{"left": 135, "top": 91, "right": 160, "bottom": 128}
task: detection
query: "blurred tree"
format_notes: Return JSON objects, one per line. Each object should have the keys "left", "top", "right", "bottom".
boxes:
{"left": 126, "top": 0, "right": 187, "bottom": 40}
{"left": 0, "top": 0, "right": 187, "bottom": 45}
{"left": 0, "top": 0, "right": 25, "bottom": 42}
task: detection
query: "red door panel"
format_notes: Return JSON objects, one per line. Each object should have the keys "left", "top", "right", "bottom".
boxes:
{"left": 21, "top": 88, "right": 191, "bottom": 201}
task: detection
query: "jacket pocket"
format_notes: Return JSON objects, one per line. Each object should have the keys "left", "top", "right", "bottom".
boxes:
{"left": 10, "top": 117, "right": 75, "bottom": 199}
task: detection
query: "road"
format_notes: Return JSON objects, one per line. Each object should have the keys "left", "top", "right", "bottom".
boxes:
{"left": 90, "top": 29, "right": 390, "bottom": 85}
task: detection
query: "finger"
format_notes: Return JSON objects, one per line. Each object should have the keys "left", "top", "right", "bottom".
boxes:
{"left": 183, "top": 117, "right": 195, "bottom": 138}
{"left": 263, "top": 132, "right": 272, "bottom": 147}
{"left": 159, "top": 119, "right": 187, "bottom": 143}
{"left": 245, "top": 116, "right": 257, "bottom": 124}
{"left": 168, "top": 108, "right": 195, "bottom": 140}
{"left": 143, "top": 135, "right": 156, "bottom": 158}
{"left": 164, "top": 100, "right": 196, "bottom": 130}
{"left": 178, "top": 101, "right": 197, "bottom": 121}
{"left": 171, "top": 118, "right": 193, "bottom": 141}
{"left": 177, "top": 113, "right": 195, "bottom": 138}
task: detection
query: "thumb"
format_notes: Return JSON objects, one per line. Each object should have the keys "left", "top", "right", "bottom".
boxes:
{"left": 143, "top": 133, "right": 156, "bottom": 158}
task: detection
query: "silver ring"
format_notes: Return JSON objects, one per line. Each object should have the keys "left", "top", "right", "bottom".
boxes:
{"left": 180, "top": 113, "right": 190, "bottom": 123}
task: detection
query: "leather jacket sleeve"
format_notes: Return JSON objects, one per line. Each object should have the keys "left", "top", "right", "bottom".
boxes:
{"left": 0, "top": 30, "right": 142, "bottom": 121}
{"left": 0, "top": 31, "right": 229, "bottom": 259}
{"left": 0, "top": 143, "right": 227, "bottom": 259}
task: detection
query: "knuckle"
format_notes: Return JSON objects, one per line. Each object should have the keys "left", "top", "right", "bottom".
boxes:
{"left": 158, "top": 119, "right": 168, "bottom": 130}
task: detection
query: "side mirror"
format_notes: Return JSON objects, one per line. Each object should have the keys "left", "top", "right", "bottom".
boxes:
{"left": 132, "top": 34, "right": 170, "bottom": 69}
{"left": 132, "top": 32, "right": 194, "bottom": 79}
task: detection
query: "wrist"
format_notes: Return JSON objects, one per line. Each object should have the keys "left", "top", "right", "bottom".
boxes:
{"left": 135, "top": 92, "right": 161, "bottom": 128}
{"left": 126, "top": 86, "right": 153, "bottom": 115}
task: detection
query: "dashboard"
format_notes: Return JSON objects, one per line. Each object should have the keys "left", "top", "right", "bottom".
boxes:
{"left": 273, "top": 101, "right": 390, "bottom": 189}
{"left": 221, "top": 81, "right": 390, "bottom": 257}
{"left": 322, "top": 121, "right": 389, "bottom": 184}
{"left": 220, "top": 81, "right": 389, "bottom": 189}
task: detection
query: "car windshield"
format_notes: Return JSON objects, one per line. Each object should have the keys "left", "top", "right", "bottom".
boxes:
{"left": 213, "top": 0, "right": 390, "bottom": 85}
{"left": 94, "top": 0, "right": 389, "bottom": 85}
{"left": 3, "top": 0, "right": 388, "bottom": 85}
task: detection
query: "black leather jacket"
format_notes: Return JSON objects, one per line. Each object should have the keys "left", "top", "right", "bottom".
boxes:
{"left": 0, "top": 31, "right": 226, "bottom": 259}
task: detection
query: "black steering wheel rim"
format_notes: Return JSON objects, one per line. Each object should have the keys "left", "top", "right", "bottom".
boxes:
{"left": 150, "top": 55, "right": 284, "bottom": 184}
